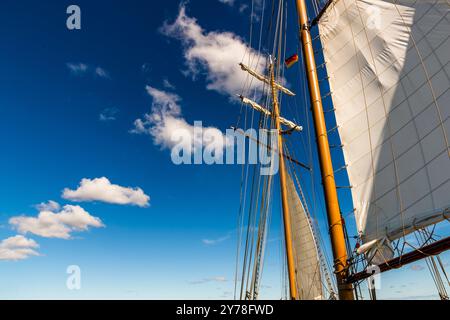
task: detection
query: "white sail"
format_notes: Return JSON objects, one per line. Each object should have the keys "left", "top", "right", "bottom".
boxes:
{"left": 318, "top": 0, "right": 450, "bottom": 247}
{"left": 286, "top": 171, "right": 323, "bottom": 300}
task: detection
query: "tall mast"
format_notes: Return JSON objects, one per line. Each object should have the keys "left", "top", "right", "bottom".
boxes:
{"left": 294, "top": 0, "right": 354, "bottom": 300}
{"left": 269, "top": 58, "right": 298, "bottom": 300}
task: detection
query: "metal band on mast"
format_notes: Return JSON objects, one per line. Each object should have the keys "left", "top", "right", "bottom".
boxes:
{"left": 294, "top": 0, "right": 354, "bottom": 300}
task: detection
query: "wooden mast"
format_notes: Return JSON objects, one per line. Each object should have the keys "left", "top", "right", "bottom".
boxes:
{"left": 269, "top": 58, "right": 298, "bottom": 300}
{"left": 294, "top": 0, "right": 354, "bottom": 300}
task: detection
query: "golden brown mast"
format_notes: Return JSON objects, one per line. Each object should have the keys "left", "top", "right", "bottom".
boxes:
{"left": 294, "top": 0, "right": 354, "bottom": 300}
{"left": 269, "top": 58, "right": 298, "bottom": 300}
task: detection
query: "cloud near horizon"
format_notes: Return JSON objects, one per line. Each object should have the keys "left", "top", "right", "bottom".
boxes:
{"left": 410, "top": 264, "right": 425, "bottom": 272}
{"left": 62, "top": 177, "right": 150, "bottom": 207}
{"left": 0, "top": 235, "right": 40, "bottom": 261}
{"left": 188, "top": 276, "right": 228, "bottom": 285}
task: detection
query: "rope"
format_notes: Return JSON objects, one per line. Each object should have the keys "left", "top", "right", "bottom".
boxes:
{"left": 235, "top": 0, "right": 269, "bottom": 300}
{"left": 415, "top": 230, "right": 449, "bottom": 300}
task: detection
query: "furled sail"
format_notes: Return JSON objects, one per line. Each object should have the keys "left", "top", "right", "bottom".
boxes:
{"left": 285, "top": 171, "right": 323, "bottom": 300}
{"left": 317, "top": 0, "right": 450, "bottom": 248}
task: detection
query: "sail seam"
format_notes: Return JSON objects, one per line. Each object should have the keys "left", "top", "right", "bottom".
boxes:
{"left": 338, "top": 87, "right": 448, "bottom": 168}
{"left": 392, "top": 0, "right": 450, "bottom": 154}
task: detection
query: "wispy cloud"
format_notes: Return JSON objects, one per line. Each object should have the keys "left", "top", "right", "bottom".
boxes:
{"left": 202, "top": 227, "right": 259, "bottom": 246}
{"left": 99, "top": 107, "right": 119, "bottom": 122}
{"left": 66, "top": 62, "right": 111, "bottom": 79}
{"left": 95, "top": 67, "right": 110, "bottom": 79}
{"left": 236, "top": 0, "right": 264, "bottom": 18}
{"left": 410, "top": 264, "right": 425, "bottom": 271}
{"left": 219, "top": 291, "right": 233, "bottom": 298}
{"left": 239, "top": 4, "right": 249, "bottom": 13}
{"left": 66, "top": 63, "right": 88, "bottom": 75}
{"left": 62, "top": 177, "right": 150, "bottom": 207}
{"left": 218, "top": 0, "right": 235, "bottom": 6}
{"left": 385, "top": 294, "right": 439, "bottom": 300}
{"left": 202, "top": 234, "right": 231, "bottom": 246}
{"left": 141, "top": 63, "right": 151, "bottom": 73}
{"left": 34, "top": 200, "right": 61, "bottom": 212}
{"left": 188, "top": 276, "right": 228, "bottom": 285}
{"left": 0, "top": 235, "right": 40, "bottom": 261}
{"left": 163, "top": 78, "right": 176, "bottom": 90}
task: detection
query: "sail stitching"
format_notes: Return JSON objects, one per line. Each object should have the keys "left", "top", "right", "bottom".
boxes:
{"left": 341, "top": 0, "right": 385, "bottom": 239}
{"left": 392, "top": 0, "right": 450, "bottom": 155}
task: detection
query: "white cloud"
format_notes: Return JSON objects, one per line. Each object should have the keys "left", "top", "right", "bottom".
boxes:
{"left": 10, "top": 205, "right": 104, "bottom": 239}
{"left": 131, "top": 86, "right": 229, "bottom": 154}
{"left": 202, "top": 234, "right": 231, "bottom": 246}
{"left": 95, "top": 67, "right": 110, "bottom": 79}
{"left": 142, "top": 63, "right": 151, "bottom": 73}
{"left": 35, "top": 200, "right": 61, "bottom": 212}
{"left": 410, "top": 264, "right": 425, "bottom": 271}
{"left": 99, "top": 107, "right": 119, "bottom": 122}
{"left": 163, "top": 78, "right": 176, "bottom": 90}
{"left": 188, "top": 276, "right": 228, "bottom": 285}
{"left": 66, "top": 63, "right": 88, "bottom": 75}
{"left": 218, "top": 0, "right": 235, "bottom": 6}
{"left": 217, "top": 0, "right": 258, "bottom": 14}
{"left": 239, "top": 4, "right": 249, "bottom": 13}
{"left": 66, "top": 63, "right": 111, "bottom": 79}
{"left": 239, "top": 0, "right": 264, "bottom": 17}
{"left": 160, "top": 5, "right": 266, "bottom": 97}
{"left": 131, "top": 86, "right": 182, "bottom": 145}
{"left": 62, "top": 177, "right": 150, "bottom": 207}
{"left": 0, "top": 235, "right": 40, "bottom": 261}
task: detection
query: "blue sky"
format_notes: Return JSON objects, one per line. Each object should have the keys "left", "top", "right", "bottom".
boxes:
{"left": 0, "top": 0, "right": 447, "bottom": 300}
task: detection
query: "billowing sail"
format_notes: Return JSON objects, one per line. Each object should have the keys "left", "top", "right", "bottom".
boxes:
{"left": 286, "top": 171, "right": 323, "bottom": 300}
{"left": 318, "top": 0, "right": 450, "bottom": 248}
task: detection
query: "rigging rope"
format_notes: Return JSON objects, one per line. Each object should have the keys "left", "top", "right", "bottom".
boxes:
{"left": 235, "top": 0, "right": 270, "bottom": 300}
{"left": 415, "top": 229, "right": 449, "bottom": 300}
